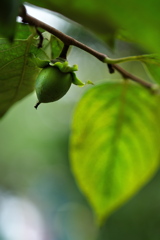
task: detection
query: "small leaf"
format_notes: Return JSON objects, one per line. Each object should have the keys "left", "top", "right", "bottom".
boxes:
{"left": 141, "top": 54, "right": 160, "bottom": 66}
{"left": 139, "top": 54, "right": 160, "bottom": 84}
{"left": 85, "top": 80, "right": 94, "bottom": 85}
{"left": 50, "top": 36, "right": 63, "bottom": 59}
{"left": 144, "top": 63, "right": 160, "bottom": 85}
{"left": 39, "top": 32, "right": 63, "bottom": 59}
{"left": 70, "top": 82, "right": 160, "bottom": 223}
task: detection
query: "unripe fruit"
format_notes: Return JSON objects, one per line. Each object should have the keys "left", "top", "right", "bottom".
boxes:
{"left": 34, "top": 57, "right": 86, "bottom": 109}
{"left": 34, "top": 66, "right": 72, "bottom": 108}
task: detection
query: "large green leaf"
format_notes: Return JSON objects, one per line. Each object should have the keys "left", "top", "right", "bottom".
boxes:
{"left": 70, "top": 82, "right": 160, "bottom": 223}
{"left": 0, "top": 24, "right": 63, "bottom": 118}
{"left": 26, "top": 0, "right": 160, "bottom": 53}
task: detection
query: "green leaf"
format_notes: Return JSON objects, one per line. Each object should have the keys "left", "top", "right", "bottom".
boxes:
{"left": 0, "top": 0, "right": 22, "bottom": 40}
{"left": 141, "top": 54, "right": 160, "bottom": 66}
{"left": 126, "top": 54, "right": 160, "bottom": 85}
{"left": 42, "top": 31, "right": 63, "bottom": 59}
{"left": 133, "top": 54, "right": 160, "bottom": 84}
{"left": 144, "top": 64, "right": 160, "bottom": 84}
{"left": 70, "top": 82, "right": 160, "bottom": 223}
{"left": 30, "top": 54, "right": 50, "bottom": 68}
{"left": 14, "top": 22, "right": 33, "bottom": 40}
{"left": 0, "top": 24, "right": 63, "bottom": 118}
{"left": 0, "top": 39, "right": 40, "bottom": 118}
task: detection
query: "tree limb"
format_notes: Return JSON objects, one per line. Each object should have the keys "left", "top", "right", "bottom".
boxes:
{"left": 18, "top": 5, "right": 154, "bottom": 90}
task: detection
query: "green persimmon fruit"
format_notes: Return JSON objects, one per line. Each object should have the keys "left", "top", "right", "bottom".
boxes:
{"left": 35, "top": 66, "right": 72, "bottom": 108}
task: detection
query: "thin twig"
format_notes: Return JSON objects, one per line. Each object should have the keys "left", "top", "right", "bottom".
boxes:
{"left": 113, "top": 64, "right": 153, "bottom": 89}
{"left": 19, "top": 9, "right": 106, "bottom": 60}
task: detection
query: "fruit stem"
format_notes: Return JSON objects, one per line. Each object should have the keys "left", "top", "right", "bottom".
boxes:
{"left": 36, "top": 28, "right": 43, "bottom": 48}
{"left": 34, "top": 101, "right": 41, "bottom": 109}
{"left": 59, "top": 44, "right": 70, "bottom": 59}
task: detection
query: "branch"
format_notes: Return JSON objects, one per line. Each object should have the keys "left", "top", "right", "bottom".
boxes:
{"left": 18, "top": 5, "right": 154, "bottom": 90}
{"left": 19, "top": 7, "right": 107, "bottom": 61}
{"left": 113, "top": 65, "right": 153, "bottom": 89}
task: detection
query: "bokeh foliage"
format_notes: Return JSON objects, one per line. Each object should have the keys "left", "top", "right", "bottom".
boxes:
{"left": 0, "top": 0, "right": 160, "bottom": 238}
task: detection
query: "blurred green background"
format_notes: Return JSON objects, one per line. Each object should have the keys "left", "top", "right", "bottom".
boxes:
{"left": 0, "top": 4, "right": 160, "bottom": 240}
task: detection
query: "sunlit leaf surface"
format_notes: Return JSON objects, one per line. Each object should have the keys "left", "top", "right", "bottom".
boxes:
{"left": 70, "top": 82, "right": 160, "bottom": 222}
